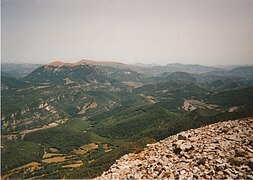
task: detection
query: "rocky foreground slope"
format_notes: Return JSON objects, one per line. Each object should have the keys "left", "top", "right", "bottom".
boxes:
{"left": 98, "top": 118, "right": 253, "bottom": 179}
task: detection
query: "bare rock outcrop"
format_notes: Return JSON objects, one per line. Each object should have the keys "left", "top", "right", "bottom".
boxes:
{"left": 98, "top": 118, "right": 253, "bottom": 179}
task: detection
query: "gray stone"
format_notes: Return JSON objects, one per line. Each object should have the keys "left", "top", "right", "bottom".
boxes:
{"left": 97, "top": 118, "right": 253, "bottom": 180}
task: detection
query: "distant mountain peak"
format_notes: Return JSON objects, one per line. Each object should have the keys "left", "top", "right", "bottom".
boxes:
{"left": 45, "top": 59, "right": 128, "bottom": 69}
{"left": 78, "top": 59, "right": 127, "bottom": 68}
{"left": 45, "top": 61, "right": 80, "bottom": 67}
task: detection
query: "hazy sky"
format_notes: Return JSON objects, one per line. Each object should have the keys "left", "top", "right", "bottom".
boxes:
{"left": 2, "top": 0, "right": 253, "bottom": 65}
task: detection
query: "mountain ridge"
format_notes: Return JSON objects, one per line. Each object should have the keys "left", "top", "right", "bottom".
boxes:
{"left": 42, "top": 60, "right": 226, "bottom": 76}
{"left": 45, "top": 59, "right": 127, "bottom": 68}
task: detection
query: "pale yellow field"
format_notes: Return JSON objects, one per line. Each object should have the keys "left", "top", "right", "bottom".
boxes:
{"left": 42, "top": 156, "right": 66, "bottom": 163}
{"left": 43, "top": 153, "right": 62, "bottom": 159}
{"left": 62, "top": 161, "right": 83, "bottom": 168}
{"left": 73, "top": 143, "right": 98, "bottom": 155}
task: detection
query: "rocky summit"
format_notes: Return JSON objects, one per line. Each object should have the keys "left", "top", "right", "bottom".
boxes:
{"left": 98, "top": 118, "right": 253, "bottom": 179}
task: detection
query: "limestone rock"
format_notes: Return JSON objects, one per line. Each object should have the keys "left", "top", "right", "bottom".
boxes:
{"left": 97, "top": 118, "right": 253, "bottom": 179}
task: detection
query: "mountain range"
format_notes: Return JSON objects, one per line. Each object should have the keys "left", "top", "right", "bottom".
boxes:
{"left": 1, "top": 60, "right": 253, "bottom": 179}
